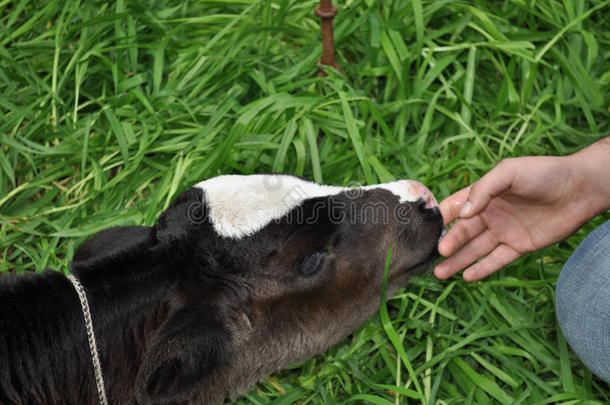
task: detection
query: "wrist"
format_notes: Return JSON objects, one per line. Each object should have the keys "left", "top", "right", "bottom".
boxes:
{"left": 566, "top": 137, "right": 610, "bottom": 219}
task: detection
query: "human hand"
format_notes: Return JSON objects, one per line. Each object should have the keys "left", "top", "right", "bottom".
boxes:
{"left": 434, "top": 140, "right": 610, "bottom": 281}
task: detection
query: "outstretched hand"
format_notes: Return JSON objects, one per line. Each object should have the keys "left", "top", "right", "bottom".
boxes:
{"left": 434, "top": 142, "right": 610, "bottom": 281}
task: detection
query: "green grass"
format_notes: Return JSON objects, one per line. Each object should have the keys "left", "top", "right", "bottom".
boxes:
{"left": 1, "top": 0, "right": 609, "bottom": 403}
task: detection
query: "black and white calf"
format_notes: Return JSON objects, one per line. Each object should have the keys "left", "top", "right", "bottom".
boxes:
{"left": 0, "top": 174, "right": 443, "bottom": 404}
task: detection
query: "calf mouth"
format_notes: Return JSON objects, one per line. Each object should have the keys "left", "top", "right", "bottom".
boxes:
{"left": 406, "top": 244, "right": 441, "bottom": 275}
{"left": 392, "top": 197, "right": 444, "bottom": 276}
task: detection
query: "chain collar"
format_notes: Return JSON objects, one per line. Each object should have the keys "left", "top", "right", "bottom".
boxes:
{"left": 67, "top": 274, "right": 109, "bottom": 405}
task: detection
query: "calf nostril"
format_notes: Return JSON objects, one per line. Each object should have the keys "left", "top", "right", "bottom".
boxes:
{"left": 405, "top": 180, "right": 438, "bottom": 209}
{"left": 433, "top": 205, "right": 442, "bottom": 217}
{"left": 425, "top": 193, "right": 438, "bottom": 209}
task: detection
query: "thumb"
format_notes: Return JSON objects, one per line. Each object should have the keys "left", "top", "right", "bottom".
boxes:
{"left": 460, "top": 159, "right": 516, "bottom": 218}
{"left": 438, "top": 187, "right": 471, "bottom": 226}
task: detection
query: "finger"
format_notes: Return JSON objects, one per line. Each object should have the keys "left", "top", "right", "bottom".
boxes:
{"left": 437, "top": 215, "right": 486, "bottom": 257}
{"left": 434, "top": 230, "right": 498, "bottom": 279}
{"left": 460, "top": 159, "right": 517, "bottom": 219}
{"left": 462, "top": 244, "right": 522, "bottom": 281}
{"left": 438, "top": 187, "right": 471, "bottom": 226}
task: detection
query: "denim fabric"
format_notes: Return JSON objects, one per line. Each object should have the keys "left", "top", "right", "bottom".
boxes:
{"left": 556, "top": 220, "right": 610, "bottom": 383}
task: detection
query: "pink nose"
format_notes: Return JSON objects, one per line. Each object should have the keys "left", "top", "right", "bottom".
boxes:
{"left": 404, "top": 180, "right": 438, "bottom": 209}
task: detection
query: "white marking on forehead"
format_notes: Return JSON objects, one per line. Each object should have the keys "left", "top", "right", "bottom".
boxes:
{"left": 195, "top": 175, "right": 421, "bottom": 238}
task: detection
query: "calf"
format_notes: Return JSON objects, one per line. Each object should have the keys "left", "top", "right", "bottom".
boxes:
{"left": 0, "top": 174, "right": 443, "bottom": 404}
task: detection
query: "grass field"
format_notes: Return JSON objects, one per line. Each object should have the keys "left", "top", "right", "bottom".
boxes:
{"left": 1, "top": 0, "right": 609, "bottom": 403}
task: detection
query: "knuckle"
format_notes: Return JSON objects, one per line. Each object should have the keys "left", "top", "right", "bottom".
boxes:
{"left": 455, "top": 221, "right": 472, "bottom": 244}
{"left": 496, "top": 158, "right": 514, "bottom": 169}
{"left": 468, "top": 181, "right": 483, "bottom": 200}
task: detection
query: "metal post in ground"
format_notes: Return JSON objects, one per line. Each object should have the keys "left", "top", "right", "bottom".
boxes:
{"left": 315, "top": 0, "right": 339, "bottom": 75}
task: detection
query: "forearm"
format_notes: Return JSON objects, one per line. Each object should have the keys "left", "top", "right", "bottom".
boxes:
{"left": 566, "top": 136, "right": 610, "bottom": 219}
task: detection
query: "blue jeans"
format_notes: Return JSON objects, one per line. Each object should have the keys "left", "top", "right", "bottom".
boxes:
{"left": 556, "top": 220, "right": 610, "bottom": 383}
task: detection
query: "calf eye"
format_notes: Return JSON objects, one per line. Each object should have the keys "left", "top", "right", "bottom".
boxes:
{"left": 300, "top": 252, "right": 327, "bottom": 277}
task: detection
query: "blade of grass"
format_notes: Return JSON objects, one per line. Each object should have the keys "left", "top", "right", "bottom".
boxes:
{"left": 379, "top": 244, "right": 426, "bottom": 405}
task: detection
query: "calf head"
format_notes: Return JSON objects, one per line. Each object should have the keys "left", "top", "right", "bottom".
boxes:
{"left": 129, "top": 174, "right": 443, "bottom": 403}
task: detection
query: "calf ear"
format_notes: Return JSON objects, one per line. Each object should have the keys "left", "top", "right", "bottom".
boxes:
{"left": 154, "top": 187, "right": 207, "bottom": 246}
{"left": 73, "top": 226, "right": 152, "bottom": 262}
{"left": 134, "top": 304, "right": 235, "bottom": 404}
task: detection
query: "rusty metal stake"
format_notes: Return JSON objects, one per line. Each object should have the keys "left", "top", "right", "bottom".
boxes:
{"left": 315, "top": 0, "right": 339, "bottom": 75}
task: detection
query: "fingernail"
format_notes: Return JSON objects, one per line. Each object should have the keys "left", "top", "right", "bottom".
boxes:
{"left": 459, "top": 201, "right": 472, "bottom": 217}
